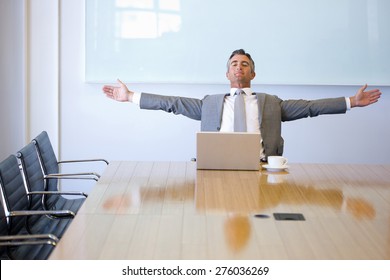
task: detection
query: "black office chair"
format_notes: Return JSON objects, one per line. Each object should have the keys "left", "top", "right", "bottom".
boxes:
{"left": 17, "top": 142, "right": 87, "bottom": 213}
{"left": 32, "top": 131, "right": 109, "bottom": 194}
{"left": 0, "top": 155, "right": 75, "bottom": 244}
{"left": 0, "top": 195, "right": 59, "bottom": 260}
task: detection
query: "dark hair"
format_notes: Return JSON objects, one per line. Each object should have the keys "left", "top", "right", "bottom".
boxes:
{"left": 227, "top": 49, "right": 255, "bottom": 73}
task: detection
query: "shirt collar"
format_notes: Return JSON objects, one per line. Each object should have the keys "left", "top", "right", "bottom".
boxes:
{"left": 230, "top": 88, "right": 253, "bottom": 96}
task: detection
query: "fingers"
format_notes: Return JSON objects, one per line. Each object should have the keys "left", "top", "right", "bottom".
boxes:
{"left": 357, "top": 84, "right": 368, "bottom": 93}
{"left": 117, "top": 79, "right": 130, "bottom": 92}
{"left": 365, "top": 88, "right": 381, "bottom": 95}
{"left": 102, "top": 85, "right": 115, "bottom": 98}
{"left": 360, "top": 84, "right": 382, "bottom": 98}
{"left": 364, "top": 85, "right": 382, "bottom": 105}
{"left": 103, "top": 79, "right": 131, "bottom": 102}
{"left": 102, "top": 85, "right": 113, "bottom": 93}
{"left": 103, "top": 80, "right": 124, "bottom": 99}
{"left": 103, "top": 79, "right": 124, "bottom": 92}
{"left": 370, "top": 92, "right": 381, "bottom": 103}
{"left": 363, "top": 87, "right": 382, "bottom": 103}
{"left": 359, "top": 84, "right": 368, "bottom": 93}
{"left": 360, "top": 84, "right": 382, "bottom": 94}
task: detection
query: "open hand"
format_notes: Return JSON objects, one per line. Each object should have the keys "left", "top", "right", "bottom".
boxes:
{"left": 102, "top": 79, "right": 133, "bottom": 102}
{"left": 350, "top": 84, "right": 382, "bottom": 108}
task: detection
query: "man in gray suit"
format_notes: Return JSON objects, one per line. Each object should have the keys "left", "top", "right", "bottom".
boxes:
{"left": 103, "top": 49, "right": 381, "bottom": 160}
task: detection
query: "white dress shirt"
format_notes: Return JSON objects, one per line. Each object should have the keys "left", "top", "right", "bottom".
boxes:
{"left": 220, "top": 88, "right": 260, "bottom": 132}
{"left": 220, "top": 88, "right": 265, "bottom": 158}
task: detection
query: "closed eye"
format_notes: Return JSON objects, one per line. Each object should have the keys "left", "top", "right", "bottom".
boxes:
{"left": 230, "top": 61, "right": 249, "bottom": 67}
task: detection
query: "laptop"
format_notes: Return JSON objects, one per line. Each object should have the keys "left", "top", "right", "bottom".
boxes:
{"left": 196, "top": 132, "right": 261, "bottom": 170}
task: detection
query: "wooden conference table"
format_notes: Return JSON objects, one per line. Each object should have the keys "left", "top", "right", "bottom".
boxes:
{"left": 49, "top": 161, "right": 390, "bottom": 260}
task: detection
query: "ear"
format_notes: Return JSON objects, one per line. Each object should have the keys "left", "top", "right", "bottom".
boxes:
{"left": 251, "top": 72, "right": 256, "bottom": 80}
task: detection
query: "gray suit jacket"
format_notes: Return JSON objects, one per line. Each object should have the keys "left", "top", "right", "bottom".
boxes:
{"left": 139, "top": 92, "right": 347, "bottom": 157}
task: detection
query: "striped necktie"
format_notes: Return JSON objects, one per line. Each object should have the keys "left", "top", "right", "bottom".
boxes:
{"left": 234, "top": 89, "right": 247, "bottom": 132}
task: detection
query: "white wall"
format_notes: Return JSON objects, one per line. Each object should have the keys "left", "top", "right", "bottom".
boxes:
{"left": 0, "top": 0, "right": 26, "bottom": 160}
{"left": 0, "top": 0, "right": 59, "bottom": 160}
{"left": 27, "top": 0, "right": 60, "bottom": 152}
{"left": 1, "top": 0, "right": 390, "bottom": 173}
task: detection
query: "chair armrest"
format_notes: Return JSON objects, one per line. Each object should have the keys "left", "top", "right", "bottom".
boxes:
{"left": 0, "top": 233, "right": 59, "bottom": 247}
{"left": 9, "top": 209, "right": 75, "bottom": 218}
{"left": 28, "top": 190, "right": 88, "bottom": 198}
{"left": 58, "top": 158, "right": 109, "bottom": 165}
{"left": 45, "top": 173, "right": 99, "bottom": 181}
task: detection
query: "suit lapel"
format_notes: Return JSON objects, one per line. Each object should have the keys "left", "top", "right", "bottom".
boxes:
{"left": 255, "top": 93, "right": 266, "bottom": 127}
{"left": 216, "top": 94, "right": 226, "bottom": 127}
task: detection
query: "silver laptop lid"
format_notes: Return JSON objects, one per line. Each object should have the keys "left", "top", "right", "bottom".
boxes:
{"left": 196, "top": 132, "right": 261, "bottom": 170}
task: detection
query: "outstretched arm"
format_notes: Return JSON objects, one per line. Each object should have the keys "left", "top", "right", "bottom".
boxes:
{"left": 103, "top": 79, "right": 203, "bottom": 120}
{"left": 102, "top": 79, "right": 134, "bottom": 102}
{"left": 349, "top": 84, "right": 382, "bottom": 108}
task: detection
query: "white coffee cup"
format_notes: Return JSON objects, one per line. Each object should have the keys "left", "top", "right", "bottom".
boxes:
{"left": 267, "top": 156, "right": 288, "bottom": 167}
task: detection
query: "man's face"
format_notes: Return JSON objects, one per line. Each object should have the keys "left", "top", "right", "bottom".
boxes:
{"left": 226, "top": 54, "right": 256, "bottom": 87}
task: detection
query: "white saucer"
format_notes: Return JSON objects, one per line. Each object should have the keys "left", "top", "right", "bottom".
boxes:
{"left": 262, "top": 164, "right": 289, "bottom": 172}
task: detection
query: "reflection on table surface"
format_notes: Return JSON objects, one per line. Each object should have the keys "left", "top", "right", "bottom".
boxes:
{"left": 50, "top": 161, "right": 390, "bottom": 260}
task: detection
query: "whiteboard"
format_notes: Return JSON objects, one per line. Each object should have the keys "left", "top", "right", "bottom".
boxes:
{"left": 85, "top": 0, "right": 390, "bottom": 85}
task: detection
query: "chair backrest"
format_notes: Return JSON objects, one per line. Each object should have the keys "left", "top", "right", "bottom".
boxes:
{"left": 32, "top": 131, "right": 59, "bottom": 191}
{"left": 0, "top": 155, "right": 30, "bottom": 235}
{"left": 17, "top": 142, "right": 54, "bottom": 210}
{"left": 0, "top": 155, "right": 73, "bottom": 260}
{"left": 32, "top": 131, "right": 59, "bottom": 175}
